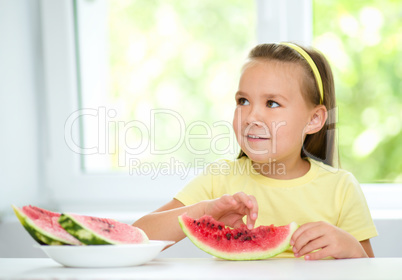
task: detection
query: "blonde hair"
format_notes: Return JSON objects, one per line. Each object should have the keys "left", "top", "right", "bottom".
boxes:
{"left": 237, "top": 43, "right": 337, "bottom": 167}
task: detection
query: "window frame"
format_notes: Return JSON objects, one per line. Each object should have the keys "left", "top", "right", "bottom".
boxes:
{"left": 40, "top": 0, "right": 184, "bottom": 212}
{"left": 39, "top": 0, "right": 401, "bottom": 214}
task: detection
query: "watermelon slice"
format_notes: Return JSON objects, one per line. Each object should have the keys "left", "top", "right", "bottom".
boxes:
{"left": 178, "top": 214, "right": 298, "bottom": 260}
{"left": 12, "top": 205, "right": 81, "bottom": 245}
{"left": 58, "top": 213, "right": 149, "bottom": 245}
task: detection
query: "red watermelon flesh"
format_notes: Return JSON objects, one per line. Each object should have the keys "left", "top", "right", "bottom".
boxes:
{"left": 179, "top": 214, "right": 298, "bottom": 260}
{"left": 14, "top": 205, "right": 81, "bottom": 245}
{"left": 59, "top": 213, "right": 149, "bottom": 245}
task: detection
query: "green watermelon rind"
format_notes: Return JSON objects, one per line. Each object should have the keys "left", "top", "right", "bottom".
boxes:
{"left": 178, "top": 215, "right": 299, "bottom": 261}
{"left": 12, "top": 205, "right": 79, "bottom": 246}
{"left": 58, "top": 213, "right": 149, "bottom": 245}
{"left": 59, "top": 213, "right": 115, "bottom": 245}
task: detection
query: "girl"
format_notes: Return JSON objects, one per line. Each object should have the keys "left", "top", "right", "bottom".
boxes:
{"left": 133, "top": 43, "right": 378, "bottom": 260}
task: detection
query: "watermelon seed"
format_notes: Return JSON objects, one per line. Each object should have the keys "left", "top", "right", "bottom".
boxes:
{"left": 234, "top": 235, "right": 238, "bottom": 239}
{"left": 211, "top": 224, "right": 214, "bottom": 228}
{"left": 243, "top": 236, "right": 252, "bottom": 241}
{"left": 193, "top": 220, "right": 196, "bottom": 224}
{"left": 226, "top": 233, "right": 231, "bottom": 240}
{"left": 218, "top": 225, "right": 222, "bottom": 230}
{"left": 197, "top": 222, "right": 200, "bottom": 226}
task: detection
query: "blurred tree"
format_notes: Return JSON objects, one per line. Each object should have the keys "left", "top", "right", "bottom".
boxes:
{"left": 103, "top": 0, "right": 401, "bottom": 182}
{"left": 314, "top": 0, "right": 402, "bottom": 182}
{"left": 107, "top": 0, "right": 256, "bottom": 169}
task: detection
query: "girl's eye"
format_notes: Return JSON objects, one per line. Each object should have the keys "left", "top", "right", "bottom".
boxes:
{"left": 267, "top": 100, "right": 279, "bottom": 108}
{"left": 237, "top": 98, "right": 250, "bottom": 106}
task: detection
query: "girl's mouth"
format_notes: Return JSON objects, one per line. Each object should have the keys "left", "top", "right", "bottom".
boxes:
{"left": 246, "top": 134, "right": 270, "bottom": 141}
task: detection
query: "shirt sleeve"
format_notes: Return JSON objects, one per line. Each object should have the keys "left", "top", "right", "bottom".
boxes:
{"left": 337, "top": 173, "right": 378, "bottom": 241}
{"left": 174, "top": 166, "right": 215, "bottom": 206}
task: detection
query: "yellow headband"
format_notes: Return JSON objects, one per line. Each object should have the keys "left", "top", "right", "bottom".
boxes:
{"left": 280, "top": 42, "right": 324, "bottom": 104}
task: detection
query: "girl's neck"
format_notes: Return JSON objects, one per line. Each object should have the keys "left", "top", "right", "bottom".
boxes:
{"left": 251, "top": 157, "right": 310, "bottom": 180}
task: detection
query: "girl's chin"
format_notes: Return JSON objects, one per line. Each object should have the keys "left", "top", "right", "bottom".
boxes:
{"left": 245, "top": 154, "right": 278, "bottom": 164}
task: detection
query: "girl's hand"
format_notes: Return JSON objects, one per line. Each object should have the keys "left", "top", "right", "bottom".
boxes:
{"left": 204, "top": 192, "right": 258, "bottom": 229}
{"left": 291, "top": 221, "right": 368, "bottom": 260}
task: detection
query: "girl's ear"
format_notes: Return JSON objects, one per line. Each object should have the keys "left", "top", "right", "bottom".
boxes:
{"left": 305, "top": 105, "right": 327, "bottom": 135}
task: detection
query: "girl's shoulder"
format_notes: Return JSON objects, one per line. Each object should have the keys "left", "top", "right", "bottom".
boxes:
{"left": 309, "top": 158, "right": 360, "bottom": 186}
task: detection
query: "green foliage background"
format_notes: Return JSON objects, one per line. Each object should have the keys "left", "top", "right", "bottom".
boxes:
{"left": 103, "top": 0, "right": 401, "bottom": 182}
{"left": 107, "top": 0, "right": 255, "bottom": 168}
{"left": 314, "top": 0, "right": 402, "bottom": 182}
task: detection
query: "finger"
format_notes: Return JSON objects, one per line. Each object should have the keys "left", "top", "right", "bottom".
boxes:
{"left": 304, "top": 247, "right": 331, "bottom": 261}
{"left": 207, "top": 195, "right": 237, "bottom": 218}
{"left": 217, "top": 194, "right": 236, "bottom": 209}
{"left": 291, "top": 222, "right": 322, "bottom": 246}
{"left": 232, "top": 218, "right": 247, "bottom": 229}
{"left": 233, "top": 192, "right": 258, "bottom": 215}
{"left": 246, "top": 195, "right": 258, "bottom": 229}
{"left": 232, "top": 192, "right": 257, "bottom": 228}
{"left": 294, "top": 237, "right": 327, "bottom": 258}
{"left": 293, "top": 226, "right": 325, "bottom": 254}
{"left": 232, "top": 192, "right": 253, "bottom": 208}
{"left": 223, "top": 194, "right": 236, "bottom": 204}
{"left": 247, "top": 195, "right": 258, "bottom": 218}
{"left": 230, "top": 193, "right": 248, "bottom": 213}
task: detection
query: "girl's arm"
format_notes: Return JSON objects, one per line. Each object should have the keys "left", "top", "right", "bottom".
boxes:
{"left": 360, "top": 239, "right": 375, "bottom": 257}
{"left": 133, "top": 192, "right": 258, "bottom": 242}
{"left": 132, "top": 199, "right": 206, "bottom": 242}
{"left": 290, "top": 221, "right": 374, "bottom": 260}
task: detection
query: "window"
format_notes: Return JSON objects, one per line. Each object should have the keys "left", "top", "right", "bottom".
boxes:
{"left": 72, "top": 0, "right": 256, "bottom": 174}
{"left": 41, "top": 0, "right": 263, "bottom": 212}
{"left": 40, "top": 0, "right": 400, "bottom": 213}
{"left": 313, "top": 0, "right": 402, "bottom": 183}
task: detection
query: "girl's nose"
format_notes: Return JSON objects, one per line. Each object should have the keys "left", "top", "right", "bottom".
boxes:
{"left": 245, "top": 106, "right": 264, "bottom": 126}
{"left": 247, "top": 120, "right": 265, "bottom": 127}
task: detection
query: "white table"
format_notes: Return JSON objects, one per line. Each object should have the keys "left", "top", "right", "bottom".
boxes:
{"left": 1, "top": 258, "right": 402, "bottom": 279}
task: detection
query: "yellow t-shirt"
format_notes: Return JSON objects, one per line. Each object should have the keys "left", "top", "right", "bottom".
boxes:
{"left": 174, "top": 157, "right": 378, "bottom": 258}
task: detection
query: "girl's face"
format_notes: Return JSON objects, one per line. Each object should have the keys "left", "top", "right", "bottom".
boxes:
{"left": 233, "top": 59, "right": 315, "bottom": 165}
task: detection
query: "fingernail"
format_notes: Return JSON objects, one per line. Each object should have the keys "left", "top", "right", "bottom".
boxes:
{"left": 252, "top": 213, "right": 257, "bottom": 219}
{"left": 305, "top": 255, "right": 310, "bottom": 260}
{"left": 290, "top": 240, "right": 294, "bottom": 246}
{"left": 294, "top": 253, "right": 299, "bottom": 257}
{"left": 248, "top": 224, "right": 253, "bottom": 229}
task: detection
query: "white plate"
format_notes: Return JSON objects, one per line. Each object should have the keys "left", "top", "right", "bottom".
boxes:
{"left": 35, "top": 240, "right": 175, "bottom": 268}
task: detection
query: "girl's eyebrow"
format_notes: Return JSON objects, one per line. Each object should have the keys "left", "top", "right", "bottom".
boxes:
{"left": 235, "top": 91, "right": 288, "bottom": 102}
{"left": 235, "top": 91, "right": 246, "bottom": 98}
{"left": 262, "top": 93, "right": 288, "bottom": 102}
